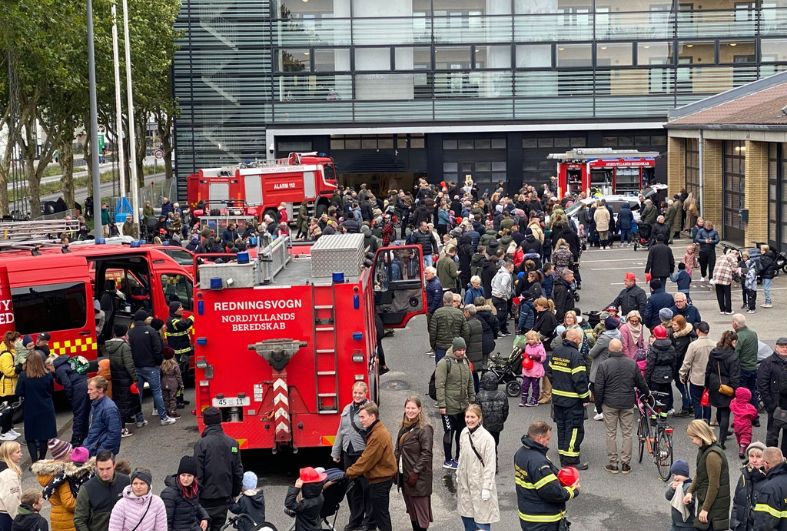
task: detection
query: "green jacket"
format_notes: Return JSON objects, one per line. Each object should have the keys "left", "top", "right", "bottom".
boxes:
{"left": 735, "top": 326, "right": 759, "bottom": 372}
{"left": 435, "top": 349, "right": 476, "bottom": 415}
{"left": 437, "top": 255, "right": 459, "bottom": 291}
{"left": 428, "top": 306, "right": 469, "bottom": 350}
{"left": 465, "top": 316, "right": 484, "bottom": 364}
{"left": 479, "top": 230, "right": 498, "bottom": 250}
{"left": 690, "top": 443, "right": 730, "bottom": 531}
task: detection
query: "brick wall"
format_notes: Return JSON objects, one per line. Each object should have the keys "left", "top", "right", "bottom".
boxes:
{"left": 702, "top": 139, "right": 723, "bottom": 226}
{"left": 744, "top": 140, "right": 769, "bottom": 247}
{"left": 667, "top": 136, "right": 685, "bottom": 197}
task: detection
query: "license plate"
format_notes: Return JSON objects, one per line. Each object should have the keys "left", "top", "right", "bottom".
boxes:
{"left": 212, "top": 397, "right": 250, "bottom": 407}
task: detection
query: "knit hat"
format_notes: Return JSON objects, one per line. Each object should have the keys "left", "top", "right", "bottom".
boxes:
{"left": 669, "top": 459, "right": 690, "bottom": 478}
{"left": 48, "top": 439, "right": 72, "bottom": 461}
{"left": 203, "top": 407, "right": 222, "bottom": 426}
{"left": 162, "top": 347, "right": 176, "bottom": 360}
{"left": 451, "top": 337, "right": 467, "bottom": 351}
{"left": 130, "top": 468, "right": 153, "bottom": 488}
{"left": 604, "top": 316, "right": 620, "bottom": 330}
{"left": 22, "top": 335, "right": 33, "bottom": 347}
{"left": 659, "top": 308, "right": 674, "bottom": 322}
{"left": 70, "top": 447, "right": 89, "bottom": 465}
{"left": 133, "top": 309, "right": 149, "bottom": 322}
{"left": 177, "top": 456, "right": 198, "bottom": 476}
{"left": 746, "top": 441, "right": 766, "bottom": 458}
{"left": 169, "top": 301, "right": 182, "bottom": 314}
{"left": 243, "top": 471, "right": 258, "bottom": 491}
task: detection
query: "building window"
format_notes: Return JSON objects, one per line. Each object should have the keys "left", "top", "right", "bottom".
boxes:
{"left": 723, "top": 140, "right": 746, "bottom": 242}
{"left": 557, "top": 44, "right": 592, "bottom": 67}
{"left": 355, "top": 48, "right": 390, "bottom": 71}
{"left": 685, "top": 138, "right": 700, "bottom": 200}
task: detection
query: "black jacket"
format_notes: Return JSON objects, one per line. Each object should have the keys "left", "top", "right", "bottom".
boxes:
{"left": 284, "top": 484, "right": 324, "bottom": 531}
{"left": 11, "top": 505, "right": 49, "bottom": 531}
{"left": 731, "top": 465, "right": 767, "bottom": 531}
{"left": 105, "top": 338, "right": 141, "bottom": 422}
{"left": 645, "top": 243, "right": 675, "bottom": 278}
{"left": 229, "top": 490, "right": 266, "bottom": 531}
{"left": 547, "top": 340, "right": 589, "bottom": 408}
{"left": 514, "top": 435, "right": 577, "bottom": 530}
{"left": 610, "top": 285, "right": 647, "bottom": 318}
{"left": 552, "top": 278, "right": 575, "bottom": 323}
{"left": 475, "top": 308, "right": 498, "bottom": 356}
{"left": 760, "top": 251, "right": 779, "bottom": 280}
{"left": 754, "top": 462, "right": 787, "bottom": 531}
{"left": 128, "top": 320, "right": 163, "bottom": 368}
{"left": 758, "top": 353, "right": 787, "bottom": 414}
{"left": 594, "top": 351, "right": 649, "bottom": 411}
{"left": 161, "top": 474, "right": 209, "bottom": 531}
{"left": 408, "top": 229, "right": 436, "bottom": 257}
{"left": 644, "top": 288, "right": 674, "bottom": 329}
{"left": 194, "top": 425, "right": 244, "bottom": 502}
{"left": 651, "top": 222, "right": 669, "bottom": 244}
{"left": 533, "top": 310, "right": 558, "bottom": 351}
{"left": 645, "top": 339, "right": 677, "bottom": 387}
{"left": 705, "top": 347, "right": 741, "bottom": 409}
{"left": 73, "top": 473, "right": 131, "bottom": 531}
{"left": 477, "top": 372, "right": 509, "bottom": 433}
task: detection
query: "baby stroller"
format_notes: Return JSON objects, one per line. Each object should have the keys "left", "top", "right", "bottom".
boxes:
{"left": 221, "top": 516, "right": 278, "bottom": 530}
{"left": 485, "top": 345, "right": 524, "bottom": 397}
{"left": 286, "top": 468, "right": 350, "bottom": 531}
{"left": 632, "top": 221, "right": 652, "bottom": 251}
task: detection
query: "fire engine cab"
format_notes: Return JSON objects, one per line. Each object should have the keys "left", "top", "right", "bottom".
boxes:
{"left": 548, "top": 148, "right": 659, "bottom": 199}
{"left": 186, "top": 152, "right": 338, "bottom": 223}
{"left": 193, "top": 234, "right": 425, "bottom": 452}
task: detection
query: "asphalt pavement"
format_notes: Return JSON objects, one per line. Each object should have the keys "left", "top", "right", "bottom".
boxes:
{"left": 21, "top": 239, "right": 786, "bottom": 530}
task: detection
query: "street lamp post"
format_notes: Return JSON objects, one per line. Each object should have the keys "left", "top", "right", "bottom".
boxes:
{"left": 122, "top": 0, "right": 140, "bottom": 228}
{"left": 86, "top": 0, "right": 102, "bottom": 238}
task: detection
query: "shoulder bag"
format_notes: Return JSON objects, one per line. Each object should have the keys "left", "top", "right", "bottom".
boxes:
{"left": 129, "top": 497, "right": 152, "bottom": 531}
{"left": 717, "top": 362, "right": 734, "bottom": 397}
{"left": 467, "top": 430, "right": 485, "bottom": 468}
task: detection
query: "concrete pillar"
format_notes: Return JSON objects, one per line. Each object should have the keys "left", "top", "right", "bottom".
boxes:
{"left": 744, "top": 140, "right": 769, "bottom": 247}
{"left": 667, "top": 136, "right": 685, "bottom": 197}
{"left": 701, "top": 139, "right": 723, "bottom": 227}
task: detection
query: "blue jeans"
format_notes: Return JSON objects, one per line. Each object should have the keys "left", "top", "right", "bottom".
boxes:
{"left": 763, "top": 277, "right": 773, "bottom": 304}
{"left": 424, "top": 254, "right": 433, "bottom": 268}
{"left": 136, "top": 366, "right": 167, "bottom": 420}
{"left": 462, "top": 517, "right": 491, "bottom": 531}
{"left": 674, "top": 380, "right": 692, "bottom": 412}
{"left": 435, "top": 347, "right": 447, "bottom": 365}
{"left": 689, "top": 382, "right": 711, "bottom": 422}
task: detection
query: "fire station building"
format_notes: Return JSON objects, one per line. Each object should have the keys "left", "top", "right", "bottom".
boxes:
{"left": 173, "top": 0, "right": 787, "bottom": 198}
{"left": 666, "top": 71, "right": 787, "bottom": 250}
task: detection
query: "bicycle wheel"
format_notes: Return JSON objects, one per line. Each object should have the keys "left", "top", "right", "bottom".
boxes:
{"left": 637, "top": 412, "right": 648, "bottom": 464}
{"left": 655, "top": 429, "right": 674, "bottom": 481}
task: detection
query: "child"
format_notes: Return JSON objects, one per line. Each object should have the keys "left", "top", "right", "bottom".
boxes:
{"left": 284, "top": 467, "right": 325, "bottom": 531}
{"left": 682, "top": 243, "right": 699, "bottom": 277}
{"left": 12, "top": 489, "right": 49, "bottom": 531}
{"left": 665, "top": 460, "right": 694, "bottom": 530}
{"left": 541, "top": 263, "right": 555, "bottom": 299}
{"left": 743, "top": 253, "right": 758, "bottom": 314}
{"left": 731, "top": 441, "right": 767, "bottom": 531}
{"left": 670, "top": 263, "right": 692, "bottom": 301}
{"left": 160, "top": 347, "right": 184, "bottom": 420}
{"left": 229, "top": 471, "right": 266, "bottom": 531}
{"left": 520, "top": 331, "right": 546, "bottom": 407}
{"left": 730, "top": 387, "right": 758, "bottom": 459}
{"left": 97, "top": 359, "right": 112, "bottom": 398}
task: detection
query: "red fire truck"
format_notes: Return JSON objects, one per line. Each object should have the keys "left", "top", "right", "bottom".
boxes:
{"left": 186, "top": 152, "right": 338, "bottom": 223}
{"left": 547, "top": 148, "right": 659, "bottom": 199}
{"left": 192, "top": 234, "right": 425, "bottom": 452}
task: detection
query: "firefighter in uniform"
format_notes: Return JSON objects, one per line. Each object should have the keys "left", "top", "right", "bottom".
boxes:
{"left": 546, "top": 328, "right": 589, "bottom": 470}
{"left": 515, "top": 420, "right": 579, "bottom": 530}
{"left": 754, "top": 447, "right": 787, "bottom": 530}
{"left": 166, "top": 301, "right": 193, "bottom": 409}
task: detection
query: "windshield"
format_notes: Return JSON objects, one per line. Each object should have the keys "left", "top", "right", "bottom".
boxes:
{"left": 323, "top": 163, "right": 336, "bottom": 182}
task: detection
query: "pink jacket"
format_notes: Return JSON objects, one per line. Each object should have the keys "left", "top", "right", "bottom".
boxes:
{"left": 108, "top": 486, "right": 167, "bottom": 531}
{"left": 730, "top": 387, "right": 758, "bottom": 436}
{"left": 523, "top": 343, "right": 546, "bottom": 378}
{"left": 619, "top": 323, "right": 644, "bottom": 361}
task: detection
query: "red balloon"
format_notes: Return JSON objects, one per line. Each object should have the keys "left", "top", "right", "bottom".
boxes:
{"left": 522, "top": 356, "right": 534, "bottom": 371}
{"left": 130, "top": 382, "right": 139, "bottom": 395}
{"left": 558, "top": 466, "right": 580, "bottom": 487}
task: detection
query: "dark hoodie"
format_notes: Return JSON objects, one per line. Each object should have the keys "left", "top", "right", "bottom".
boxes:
{"left": 229, "top": 488, "right": 266, "bottom": 531}
{"left": 284, "top": 482, "right": 324, "bottom": 531}
{"left": 11, "top": 504, "right": 48, "bottom": 531}
{"left": 705, "top": 346, "right": 741, "bottom": 408}
{"left": 476, "top": 372, "right": 509, "bottom": 433}
{"left": 645, "top": 338, "right": 677, "bottom": 387}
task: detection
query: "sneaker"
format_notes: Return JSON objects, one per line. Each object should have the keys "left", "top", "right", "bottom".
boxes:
{"left": 719, "top": 311, "right": 727, "bottom": 315}
{"left": 168, "top": 412, "right": 181, "bottom": 419}
{"left": 762, "top": 303, "right": 773, "bottom": 308}
{"left": 443, "top": 459, "right": 458, "bottom": 470}
{"left": 135, "top": 420, "right": 148, "bottom": 429}
{"left": 593, "top": 412, "right": 604, "bottom": 421}
{"left": 700, "top": 277, "right": 706, "bottom": 282}
{"left": 498, "top": 332, "right": 510, "bottom": 337}
{"left": 519, "top": 403, "right": 527, "bottom": 408}
{"left": 667, "top": 409, "right": 675, "bottom": 416}
{"left": 426, "top": 351, "right": 435, "bottom": 357}
{"left": 0, "top": 432, "right": 15, "bottom": 441}
{"left": 574, "top": 462, "right": 589, "bottom": 471}
{"left": 121, "top": 428, "right": 134, "bottom": 438}
{"left": 620, "top": 464, "right": 631, "bottom": 474}
{"left": 160, "top": 416, "right": 178, "bottom": 426}
{"left": 726, "top": 311, "right": 734, "bottom": 315}
{"left": 448, "top": 459, "right": 459, "bottom": 470}
{"left": 604, "top": 464, "right": 619, "bottom": 474}
{"left": 6, "top": 429, "right": 20, "bottom": 439}
{"left": 747, "top": 310, "right": 756, "bottom": 314}
{"left": 526, "top": 402, "right": 538, "bottom": 407}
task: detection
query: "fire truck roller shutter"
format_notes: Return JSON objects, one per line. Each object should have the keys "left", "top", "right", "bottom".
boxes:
{"left": 303, "top": 171, "right": 316, "bottom": 199}
{"left": 244, "top": 174, "right": 263, "bottom": 205}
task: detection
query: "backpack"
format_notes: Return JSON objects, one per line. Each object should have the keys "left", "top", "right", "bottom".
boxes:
{"left": 428, "top": 359, "right": 452, "bottom": 401}
{"left": 651, "top": 347, "right": 674, "bottom": 383}
{"left": 68, "top": 356, "right": 90, "bottom": 375}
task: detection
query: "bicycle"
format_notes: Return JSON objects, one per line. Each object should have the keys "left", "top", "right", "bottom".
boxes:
{"left": 635, "top": 390, "right": 674, "bottom": 481}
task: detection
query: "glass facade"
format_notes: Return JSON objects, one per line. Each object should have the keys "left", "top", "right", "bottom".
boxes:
{"left": 173, "top": 0, "right": 787, "bottom": 193}
{"left": 685, "top": 138, "right": 700, "bottom": 199}
{"left": 769, "top": 142, "right": 787, "bottom": 251}
{"left": 723, "top": 140, "right": 746, "bottom": 244}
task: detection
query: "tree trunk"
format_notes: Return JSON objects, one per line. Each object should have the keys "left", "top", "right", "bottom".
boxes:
{"left": 135, "top": 115, "right": 146, "bottom": 189}
{"left": 156, "top": 109, "right": 174, "bottom": 180}
{"left": 21, "top": 122, "right": 41, "bottom": 218}
{"left": 60, "top": 139, "right": 75, "bottom": 209}
{"left": 0, "top": 135, "right": 13, "bottom": 217}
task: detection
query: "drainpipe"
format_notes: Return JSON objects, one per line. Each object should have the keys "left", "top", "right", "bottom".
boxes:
{"left": 698, "top": 129, "right": 704, "bottom": 218}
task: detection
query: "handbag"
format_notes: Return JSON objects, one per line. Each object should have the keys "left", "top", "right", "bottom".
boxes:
{"left": 700, "top": 388, "right": 710, "bottom": 407}
{"left": 773, "top": 407, "right": 787, "bottom": 424}
{"left": 717, "top": 362, "right": 734, "bottom": 397}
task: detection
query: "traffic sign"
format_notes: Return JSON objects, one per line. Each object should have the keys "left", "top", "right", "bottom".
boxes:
{"left": 154, "top": 149, "right": 164, "bottom": 160}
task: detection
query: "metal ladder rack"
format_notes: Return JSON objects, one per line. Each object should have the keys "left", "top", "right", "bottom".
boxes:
{"left": 312, "top": 283, "right": 339, "bottom": 414}
{"left": 0, "top": 219, "right": 80, "bottom": 241}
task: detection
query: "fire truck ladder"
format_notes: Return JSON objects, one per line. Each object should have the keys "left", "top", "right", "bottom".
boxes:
{"left": 312, "top": 283, "right": 339, "bottom": 414}
{"left": 0, "top": 219, "right": 80, "bottom": 242}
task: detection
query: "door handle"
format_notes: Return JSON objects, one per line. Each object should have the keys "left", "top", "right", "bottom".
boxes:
{"left": 79, "top": 330, "right": 91, "bottom": 336}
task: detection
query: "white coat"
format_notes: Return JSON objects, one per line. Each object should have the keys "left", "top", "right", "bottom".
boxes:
{"left": 456, "top": 425, "right": 499, "bottom": 525}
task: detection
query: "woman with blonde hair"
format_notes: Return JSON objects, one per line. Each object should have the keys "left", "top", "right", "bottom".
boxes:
{"left": 395, "top": 395, "right": 434, "bottom": 531}
{"left": 456, "top": 404, "right": 499, "bottom": 530}
{"left": 0, "top": 441, "right": 23, "bottom": 530}
{"left": 683, "top": 419, "right": 731, "bottom": 530}
{"left": 0, "top": 332, "right": 19, "bottom": 442}
{"left": 532, "top": 297, "right": 557, "bottom": 404}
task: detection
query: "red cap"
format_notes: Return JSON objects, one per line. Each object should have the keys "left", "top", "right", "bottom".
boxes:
{"left": 605, "top": 305, "right": 618, "bottom": 313}
{"left": 624, "top": 272, "right": 637, "bottom": 282}
{"left": 557, "top": 466, "right": 580, "bottom": 487}
{"left": 299, "top": 467, "right": 327, "bottom": 484}
{"left": 653, "top": 325, "right": 668, "bottom": 340}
